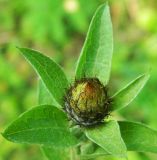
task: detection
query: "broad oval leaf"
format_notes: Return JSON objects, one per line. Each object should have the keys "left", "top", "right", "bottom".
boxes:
{"left": 119, "top": 121, "right": 157, "bottom": 153}
{"left": 18, "top": 47, "right": 69, "bottom": 106}
{"left": 111, "top": 73, "right": 150, "bottom": 111}
{"left": 85, "top": 120, "right": 127, "bottom": 158}
{"left": 75, "top": 3, "right": 113, "bottom": 85}
{"left": 2, "top": 105, "right": 78, "bottom": 147}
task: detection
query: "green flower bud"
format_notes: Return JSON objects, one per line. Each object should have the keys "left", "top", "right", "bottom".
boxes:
{"left": 64, "top": 78, "right": 110, "bottom": 126}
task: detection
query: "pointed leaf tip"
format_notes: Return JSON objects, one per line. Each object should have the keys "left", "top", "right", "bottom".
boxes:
{"left": 111, "top": 73, "right": 150, "bottom": 111}
{"left": 18, "top": 47, "right": 69, "bottom": 106}
{"left": 75, "top": 3, "right": 113, "bottom": 85}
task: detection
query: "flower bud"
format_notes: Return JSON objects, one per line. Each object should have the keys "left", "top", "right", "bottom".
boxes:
{"left": 64, "top": 78, "right": 110, "bottom": 126}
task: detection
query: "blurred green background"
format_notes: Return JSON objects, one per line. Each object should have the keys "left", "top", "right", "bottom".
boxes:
{"left": 0, "top": 0, "right": 157, "bottom": 159}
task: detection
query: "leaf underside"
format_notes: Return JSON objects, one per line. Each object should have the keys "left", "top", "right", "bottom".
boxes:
{"left": 75, "top": 3, "right": 113, "bottom": 85}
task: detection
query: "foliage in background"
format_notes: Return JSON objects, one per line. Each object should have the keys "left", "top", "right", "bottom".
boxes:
{"left": 0, "top": 0, "right": 157, "bottom": 160}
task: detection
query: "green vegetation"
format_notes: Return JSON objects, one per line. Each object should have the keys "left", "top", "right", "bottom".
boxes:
{"left": 1, "top": 0, "right": 157, "bottom": 160}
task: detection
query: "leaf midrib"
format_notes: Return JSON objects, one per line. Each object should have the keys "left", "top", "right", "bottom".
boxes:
{"left": 5, "top": 126, "right": 69, "bottom": 136}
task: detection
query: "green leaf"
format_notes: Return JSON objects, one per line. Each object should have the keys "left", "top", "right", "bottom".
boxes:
{"left": 80, "top": 141, "right": 108, "bottom": 159}
{"left": 111, "top": 73, "right": 150, "bottom": 111}
{"left": 119, "top": 121, "right": 157, "bottom": 153}
{"left": 38, "top": 80, "right": 72, "bottom": 159}
{"left": 18, "top": 47, "right": 69, "bottom": 106}
{"left": 38, "top": 80, "right": 76, "bottom": 159}
{"left": 2, "top": 105, "right": 78, "bottom": 147}
{"left": 85, "top": 120, "right": 127, "bottom": 157}
{"left": 38, "top": 79, "right": 61, "bottom": 108}
{"left": 75, "top": 3, "right": 113, "bottom": 85}
{"left": 42, "top": 146, "right": 70, "bottom": 160}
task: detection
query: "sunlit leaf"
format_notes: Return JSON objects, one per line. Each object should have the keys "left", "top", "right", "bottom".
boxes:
{"left": 38, "top": 79, "right": 61, "bottom": 108}
{"left": 119, "top": 121, "right": 157, "bottom": 153}
{"left": 111, "top": 73, "right": 150, "bottom": 111}
{"left": 38, "top": 80, "right": 71, "bottom": 159}
{"left": 75, "top": 3, "right": 113, "bottom": 85}
{"left": 2, "top": 105, "right": 78, "bottom": 147}
{"left": 85, "top": 120, "right": 127, "bottom": 157}
{"left": 18, "top": 47, "right": 69, "bottom": 106}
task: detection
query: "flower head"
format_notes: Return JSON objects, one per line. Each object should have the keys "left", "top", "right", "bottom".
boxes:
{"left": 64, "top": 78, "right": 110, "bottom": 126}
